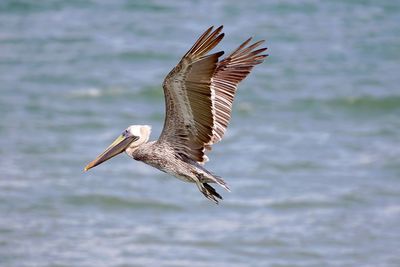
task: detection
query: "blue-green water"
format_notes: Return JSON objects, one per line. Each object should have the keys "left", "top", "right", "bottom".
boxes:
{"left": 1, "top": 0, "right": 400, "bottom": 266}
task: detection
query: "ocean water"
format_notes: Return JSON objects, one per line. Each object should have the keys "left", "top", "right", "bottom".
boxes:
{"left": 1, "top": 0, "right": 399, "bottom": 266}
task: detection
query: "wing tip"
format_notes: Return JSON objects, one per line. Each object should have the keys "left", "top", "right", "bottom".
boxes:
{"left": 185, "top": 25, "right": 225, "bottom": 58}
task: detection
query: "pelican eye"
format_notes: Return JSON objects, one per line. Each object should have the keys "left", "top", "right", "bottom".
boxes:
{"left": 123, "top": 130, "right": 129, "bottom": 136}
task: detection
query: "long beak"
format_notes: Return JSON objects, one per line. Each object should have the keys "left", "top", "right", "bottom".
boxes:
{"left": 84, "top": 134, "right": 136, "bottom": 172}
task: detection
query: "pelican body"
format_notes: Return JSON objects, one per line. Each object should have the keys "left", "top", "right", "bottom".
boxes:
{"left": 84, "top": 26, "right": 267, "bottom": 203}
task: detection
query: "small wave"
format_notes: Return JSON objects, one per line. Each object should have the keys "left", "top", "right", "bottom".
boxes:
{"left": 123, "top": 1, "right": 173, "bottom": 12}
{"left": 228, "top": 194, "right": 335, "bottom": 209}
{"left": 137, "top": 85, "right": 164, "bottom": 100}
{"left": 327, "top": 95, "right": 400, "bottom": 112}
{"left": 68, "top": 87, "right": 127, "bottom": 99}
{"left": 0, "top": 0, "right": 92, "bottom": 13}
{"left": 65, "top": 193, "right": 181, "bottom": 211}
{"left": 268, "top": 194, "right": 336, "bottom": 209}
{"left": 70, "top": 88, "right": 102, "bottom": 98}
{"left": 229, "top": 188, "right": 368, "bottom": 210}
{"left": 382, "top": 205, "right": 400, "bottom": 217}
{"left": 292, "top": 95, "right": 400, "bottom": 116}
{"left": 116, "top": 51, "right": 173, "bottom": 61}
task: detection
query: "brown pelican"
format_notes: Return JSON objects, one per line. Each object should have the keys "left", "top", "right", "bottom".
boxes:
{"left": 84, "top": 26, "right": 267, "bottom": 203}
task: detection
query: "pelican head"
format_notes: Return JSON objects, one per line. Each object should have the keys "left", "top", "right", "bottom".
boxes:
{"left": 84, "top": 125, "right": 151, "bottom": 171}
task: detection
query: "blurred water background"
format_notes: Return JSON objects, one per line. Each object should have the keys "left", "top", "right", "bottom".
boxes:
{"left": 1, "top": 0, "right": 400, "bottom": 266}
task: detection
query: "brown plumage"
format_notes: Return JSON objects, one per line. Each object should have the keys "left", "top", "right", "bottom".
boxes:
{"left": 84, "top": 26, "right": 268, "bottom": 203}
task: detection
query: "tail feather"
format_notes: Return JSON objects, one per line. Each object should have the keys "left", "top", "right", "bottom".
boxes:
{"left": 198, "top": 183, "right": 223, "bottom": 204}
{"left": 196, "top": 171, "right": 230, "bottom": 192}
{"left": 214, "top": 176, "right": 230, "bottom": 192}
{"left": 192, "top": 164, "right": 230, "bottom": 203}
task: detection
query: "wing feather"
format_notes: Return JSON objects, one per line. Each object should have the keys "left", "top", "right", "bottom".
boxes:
{"left": 158, "top": 26, "right": 224, "bottom": 162}
{"left": 208, "top": 38, "right": 268, "bottom": 146}
{"left": 158, "top": 26, "right": 268, "bottom": 164}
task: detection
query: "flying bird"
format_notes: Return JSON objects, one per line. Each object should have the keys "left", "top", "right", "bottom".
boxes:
{"left": 84, "top": 26, "right": 267, "bottom": 203}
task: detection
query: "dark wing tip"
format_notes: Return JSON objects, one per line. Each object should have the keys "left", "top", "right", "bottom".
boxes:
{"left": 185, "top": 26, "right": 225, "bottom": 59}
{"left": 215, "top": 50, "right": 225, "bottom": 57}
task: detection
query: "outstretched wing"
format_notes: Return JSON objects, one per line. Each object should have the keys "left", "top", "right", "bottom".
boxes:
{"left": 207, "top": 38, "right": 268, "bottom": 146}
{"left": 157, "top": 26, "right": 225, "bottom": 163}
{"left": 158, "top": 26, "right": 268, "bottom": 164}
